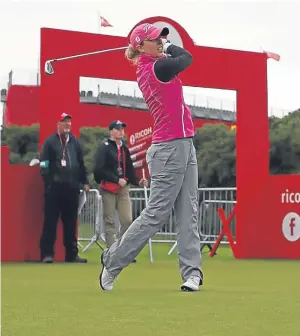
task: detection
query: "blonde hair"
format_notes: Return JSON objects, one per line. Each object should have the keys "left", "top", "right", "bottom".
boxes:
{"left": 125, "top": 45, "right": 140, "bottom": 65}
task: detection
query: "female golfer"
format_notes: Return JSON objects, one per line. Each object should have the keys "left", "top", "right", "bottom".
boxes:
{"left": 99, "top": 23, "right": 203, "bottom": 292}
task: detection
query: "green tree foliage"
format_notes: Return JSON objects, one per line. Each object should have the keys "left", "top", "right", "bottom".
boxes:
{"left": 194, "top": 124, "right": 236, "bottom": 187}
{"left": 269, "top": 109, "right": 300, "bottom": 174}
{"left": 1, "top": 108, "right": 299, "bottom": 187}
{"left": 79, "top": 127, "right": 109, "bottom": 188}
{"left": 1, "top": 124, "right": 39, "bottom": 164}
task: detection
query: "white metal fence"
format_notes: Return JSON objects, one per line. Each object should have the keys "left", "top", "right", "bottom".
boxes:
{"left": 77, "top": 189, "right": 104, "bottom": 252}
{"left": 77, "top": 187, "right": 237, "bottom": 254}
{"left": 198, "top": 188, "right": 236, "bottom": 244}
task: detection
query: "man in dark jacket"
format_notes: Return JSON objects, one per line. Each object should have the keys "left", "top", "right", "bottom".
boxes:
{"left": 93, "top": 120, "right": 147, "bottom": 248}
{"left": 39, "top": 112, "right": 89, "bottom": 263}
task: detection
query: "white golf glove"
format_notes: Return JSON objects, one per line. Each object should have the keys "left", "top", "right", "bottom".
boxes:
{"left": 161, "top": 38, "right": 172, "bottom": 53}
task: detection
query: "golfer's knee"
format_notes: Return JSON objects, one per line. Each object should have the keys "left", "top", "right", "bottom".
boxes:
{"left": 142, "top": 206, "right": 170, "bottom": 224}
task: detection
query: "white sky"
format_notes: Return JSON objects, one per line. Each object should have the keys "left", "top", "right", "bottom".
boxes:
{"left": 0, "top": 0, "right": 299, "bottom": 120}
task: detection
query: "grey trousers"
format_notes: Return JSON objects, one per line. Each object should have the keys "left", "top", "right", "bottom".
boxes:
{"left": 103, "top": 138, "right": 203, "bottom": 282}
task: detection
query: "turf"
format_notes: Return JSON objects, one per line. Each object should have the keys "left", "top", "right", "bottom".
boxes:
{"left": 2, "top": 244, "right": 300, "bottom": 336}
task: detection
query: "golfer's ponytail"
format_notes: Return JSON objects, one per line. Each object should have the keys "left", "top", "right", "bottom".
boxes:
{"left": 125, "top": 45, "right": 140, "bottom": 65}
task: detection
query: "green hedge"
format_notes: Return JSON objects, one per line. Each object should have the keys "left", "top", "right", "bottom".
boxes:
{"left": 1, "top": 108, "right": 299, "bottom": 188}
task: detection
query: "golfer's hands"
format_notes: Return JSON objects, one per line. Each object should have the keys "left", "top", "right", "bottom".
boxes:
{"left": 139, "top": 178, "right": 148, "bottom": 188}
{"left": 161, "top": 38, "right": 172, "bottom": 53}
{"left": 118, "top": 178, "right": 127, "bottom": 187}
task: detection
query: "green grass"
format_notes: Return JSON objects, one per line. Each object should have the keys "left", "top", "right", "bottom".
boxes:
{"left": 2, "top": 244, "right": 300, "bottom": 336}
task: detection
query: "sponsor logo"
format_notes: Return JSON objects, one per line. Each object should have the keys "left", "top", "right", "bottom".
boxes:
{"left": 282, "top": 212, "right": 300, "bottom": 242}
{"left": 130, "top": 127, "right": 152, "bottom": 145}
{"left": 281, "top": 189, "right": 300, "bottom": 204}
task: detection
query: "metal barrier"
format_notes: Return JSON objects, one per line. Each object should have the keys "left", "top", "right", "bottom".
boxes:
{"left": 77, "top": 187, "right": 237, "bottom": 255}
{"left": 130, "top": 187, "right": 237, "bottom": 249}
{"left": 198, "top": 188, "right": 236, "bottom": 244}
{"left": 78, "top": 189, "right": 105, "bottom": 252}
{"left": 130, "top": 188, "right": 177, "bottom": 243}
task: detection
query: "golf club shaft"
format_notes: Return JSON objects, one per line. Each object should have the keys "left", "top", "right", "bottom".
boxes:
{"left": 52, "top": 46, "right": 127, "bottom": 63}
{"left": 142, "top": 168, "right": 148, "bottom": 203}
{"left": 142, "top": 168, "right": 153, "bottom": 263}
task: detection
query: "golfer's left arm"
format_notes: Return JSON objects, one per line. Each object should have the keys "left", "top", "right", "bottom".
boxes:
{"left": 154, "top": 43, "right": 193, "bottom": 82}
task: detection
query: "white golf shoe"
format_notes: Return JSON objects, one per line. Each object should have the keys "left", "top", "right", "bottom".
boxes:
{"left": 180, "top": 276, "right": 202, "bottom": 292}
{"left": 99, "top": 252, "right": 116, "bottom": 291}
{"left": 99, "top": 266, "right": 116, "bottom": 291}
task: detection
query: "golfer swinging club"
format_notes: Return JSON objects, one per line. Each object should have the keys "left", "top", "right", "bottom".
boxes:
{"left": 99, "top": 23, "right": 203, "bottom": 292}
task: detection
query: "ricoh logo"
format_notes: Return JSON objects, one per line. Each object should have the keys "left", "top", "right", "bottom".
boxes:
{"left": 281, "top": 189, "right": 300, "bottom": 204}
{"left": 135, "top": 127, "right": 152, "bottom": 140}
{"left": 129, "top": 134, "right": 135, "bottom": 145}
{"left": 130, "top": 127, "right": 152, "bottom": 145}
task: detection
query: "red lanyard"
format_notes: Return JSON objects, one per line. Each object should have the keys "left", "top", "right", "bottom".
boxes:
{"left": 58, "top": 132, "right": 69, "bottom": 160}
{"left": 117, "top": 145, "right": 121, "bottom": 165}
{"left": 117, "top": 145, "right": 126, "bottom": 177}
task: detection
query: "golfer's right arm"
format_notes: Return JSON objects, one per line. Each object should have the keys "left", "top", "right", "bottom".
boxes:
{"left": 154, "top": 43, "right": 193, "bottom": 82}
{"left": 93, "top": 144, "right": 119, "bottom": 184}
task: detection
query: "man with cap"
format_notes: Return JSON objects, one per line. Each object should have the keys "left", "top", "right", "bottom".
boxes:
{"left": 93, "top": 120, "right": 148, "bottom": 250}
{"left": 39, "top": 113, "right": 90, "bottom": 263}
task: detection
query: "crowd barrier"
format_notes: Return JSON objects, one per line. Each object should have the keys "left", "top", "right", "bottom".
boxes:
{"left": 77, "top": 187, "right": 237, "bottom": 258}
{"left": 198, "top": 188, "right": 236, "bottom": 244}
{"left": 77, "top": 189, "right": 104, "bottom": 252}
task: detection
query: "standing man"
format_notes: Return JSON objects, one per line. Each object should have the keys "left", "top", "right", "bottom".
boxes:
{"left": 93, "top": 120, "right": 147, "bottom": 249}
{"left": 39, "top": 112, "right": 90, "bottom": 263}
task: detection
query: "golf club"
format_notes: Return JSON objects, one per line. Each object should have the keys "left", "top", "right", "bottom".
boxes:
{"left": 44, "top": 46, "right": 128, "bottom": 75}
{"left": 142, "top": 168, "right": 153, "bottom": 263}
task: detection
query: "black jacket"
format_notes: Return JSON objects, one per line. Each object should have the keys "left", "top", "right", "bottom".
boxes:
{"left": 93, "top": 138, "right": 139, "bottom": 186}
{"left": 40, "top": 132, "right": 89, "bottom": 188}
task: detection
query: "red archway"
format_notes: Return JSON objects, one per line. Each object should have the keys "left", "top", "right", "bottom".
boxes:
{"left": 1, "top": 16, "right": 299, "bottom": 261}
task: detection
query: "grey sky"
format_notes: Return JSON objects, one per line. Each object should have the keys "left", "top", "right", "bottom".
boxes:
{"left": 0, "top": 0, "right": 299, "bottom": 119}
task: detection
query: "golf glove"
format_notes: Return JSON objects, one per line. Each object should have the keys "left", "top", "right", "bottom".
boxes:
{"left": 161, "top": 38, "right": 172, "bottom": 53}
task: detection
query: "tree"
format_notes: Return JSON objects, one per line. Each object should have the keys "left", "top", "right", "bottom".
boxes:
{"left": 269, "top": 109, "right": 300, "bottom": 174}
{"left": 194, "top": 124, "right": 236, "bottom": 187}
{"left": 79, "top": 127, "right": 109, "bottom": 188}
{"left": 2, "top": 108, "right": 299, "bottom": 188}
{"left": 1, "top": 124, "right": 39, "bottom": 164}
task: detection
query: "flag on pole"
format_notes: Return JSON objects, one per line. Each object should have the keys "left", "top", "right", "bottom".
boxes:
{"left": 100, "top": 16, "right": 113, "bottom": 27}
{"left": 263, "top": 50, "right": 280, "bottom": 61}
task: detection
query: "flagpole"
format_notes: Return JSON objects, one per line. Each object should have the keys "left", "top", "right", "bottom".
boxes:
{"left": 37, "top": 53, "right": 40, "bottom": 85}
{"left": 97, "top": 11, "right": 101, "bottom": 34}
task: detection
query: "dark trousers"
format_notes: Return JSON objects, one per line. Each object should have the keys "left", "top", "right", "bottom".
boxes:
{"left": 40, "top": 182, "right": 79, "bottom": 261}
